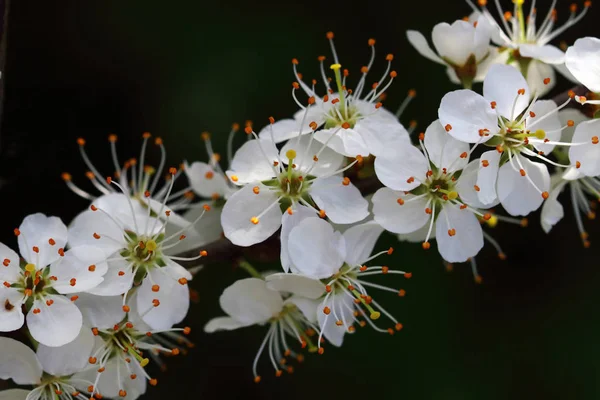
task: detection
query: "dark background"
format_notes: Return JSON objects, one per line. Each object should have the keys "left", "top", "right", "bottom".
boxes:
{"left": 1, "top": 0, "right": 599, "bottom": 399}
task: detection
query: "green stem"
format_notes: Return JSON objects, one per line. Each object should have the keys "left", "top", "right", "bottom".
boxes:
{"left": 239, "top": 260, "right": 263, "bottom": 279}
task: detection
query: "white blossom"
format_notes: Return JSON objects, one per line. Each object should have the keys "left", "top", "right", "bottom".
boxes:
{"left": 565, "top": 36, "right": 600, "bottom": 104}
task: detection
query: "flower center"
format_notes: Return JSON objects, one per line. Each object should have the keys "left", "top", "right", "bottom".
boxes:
{"left": 121, "top": 235, "right": 166, "bottom": 275}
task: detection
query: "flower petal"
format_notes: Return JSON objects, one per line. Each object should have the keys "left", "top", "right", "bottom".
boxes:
{"left": 280, "top": 134, "right": 344, "bottom": 177}
{"left": 86, "top": 258, "right": 133, "bottom": 296}
{"left": 541, "top": 181, "right": 567, "bottom": 233}
{"left": 287, "top": 218, "right": 345, "bottom": 279}
{"left": 372, "top": 188, "right": 430, "bottom": 234}
{"left": 184, "top": 161, "right": 228, "bottom": 198}
{"left": 471, "top": 150, "right": 501, "bottom": 207}
{"left": 136, "top": 264, "right": 190, "bottom": 330}
{"left": 36, "top": 326, "right": 94, "bottom": 376}
{"left": 227, "top": 139, "right": 279, "bottom": 185}
{"left": 49, "top": 246, "right": 108, "bottom": 294}
{"left": 374, "top": 141, "right": 428, "bottom": 191}
{"left": 280, "top": 205, "right": 317, "bottom": 273}
{"left": 432, "top": 20, "right": 476, "bottom": 66}
{"left": 423, "top": 119, "right": 470, "bottom": 171}
{"left": 0, "top": 337, "right": 42, "bottom": 385}
{"left": 0, "top": 243, "right": 20, "bottom": 282}
{"left": 356, "top": 118, "right": 411, "bottom": 157}
{"left": 221, "top": 183, "right": 282, "bottom": 247}
{"left": 68, "top": 210, "right": 126, "bottom": 257}
{"left": 318, "top": 294, "right": 355, "bottom": 347}
{"left": 285, "top": 296, "right": 320, "bottom": 324}
{"left": 525, "top": 60, "right": 555, "bottom": 98}
{"left": 219, "top": 278, "right": 283, "bottom": 325}
{"left": 204, "top": 316, "right": 247, "bottom": 333}
{"left": 565, "top": 37, "right": 600, "bottom": 93}
{"left": 258, "top": 118, "right": 311, "bottom": 143}
{"left": 497, "top": 155, "right": 550, "bottom": 216}
{"left": 314, "top": 127, "right": 370, "bottom": 157}
{"left": 0, "top": 390, "right": 31, "bottom": 400}
{"left": 342, "top": 221, "right": 384, "bottom": 266}
{"left": 265, "top": 273, "right": 325, "bottom": 299}
{"left": 0, "top": 287, "right": 25, "bottom": 332}
{"left": 526, "top": 100, "right": 561, "bottom": 154}
{"left": 519, "top": 44, "right": 565, "bottom": 64}
{"left": 568, "top": 119, "right": 600, "bottom": 177}
{"left": 27, "top": 294, "right": 83, "bottom": 347}
{"left": 483, "top": 64, "right": 529, "bottom": 120}
{"left": 559, "top": 109, "right": 590, "bottom": 143}
{"left": 310, "top": 175, "right": 369, "bottom": 224}
{"left": 438, "top": 89, "right": 498, "bottom": 143}
{"left": 435, "top": 205, "right": 484, "bottom": 263}
{"left": 406, "top": 30, "right": 445, "bottom": 64}
{"left": 75, "top": 293, "right": 125, "bottom": 329}
{"left": 18, "top": 213, "right": 67, "bottom": 267}
{"left": 165, "top": 201, "right": 223, "bottom": 256}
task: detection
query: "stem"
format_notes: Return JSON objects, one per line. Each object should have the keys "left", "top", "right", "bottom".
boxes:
{"left": 238, "top": 260, "right": 263, "bottom": 279}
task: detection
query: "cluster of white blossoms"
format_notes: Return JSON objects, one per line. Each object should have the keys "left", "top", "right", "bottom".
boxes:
{"left": 2, "top": 0, "right": 600, "bottom": 395}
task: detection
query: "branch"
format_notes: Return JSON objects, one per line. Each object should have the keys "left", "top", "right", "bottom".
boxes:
{"left": 175, "top": 85, "right": 580, "bottom": 266}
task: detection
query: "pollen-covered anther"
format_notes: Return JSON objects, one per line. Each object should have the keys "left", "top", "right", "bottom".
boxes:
{"left": 70, "top": 295, "right": 78, "bottom": 302}
{"left": 250, "top": 216, "right": 259, "bottom": 225}
{"left": 178, "top": 278, "right": 188, "bottom": 285}
{"left": 307, "top": 96, "right": 316, "bottom": 105}
{"left": 404, "top": 272, "right": 413, "bottom": 279}
{"left": 341, "top": 122, "right": 351, "bottom": 129}
{"left": 319, "top": 209, "right": 326, "bottom": 218}
{"left": 592, "top": 136, "right": 599, "bottom": 144}
{"left": 122, "top": 305, "right": 130, "bottom": 312}
{"left": 448, "top": 228, "right": 456, "bottom": 237}
{"left": 88, "top": 265, "right": 96, "bottom": 272}
{"left": 152, "top": 299, "right": 160, "bottom": 307}
{"left": 517, "top": 88, "right": 526, "bottom": 95}
{"left": 425, "top": 207, "right": 432, "bottom": 214}
{"left": 93, "top": 232, "right": 101, "bottom": 240}
{"left": 323, "top": 306, "right": 331, "bottom": 315}
{"left": 200, "top": 250, "right": 208, "bottom": 256}
{"left": 444, "top": 124, "right": 452, "bottom": 132}
{"left": 474, "top": 185, "right": 481, "bottom": 192}
{"left": 407, "top": 176, "right": 415, "bottom": 184}
{"left": 543, "top": 77, "right": 551, "bottom": 85}
{"left": 398, "top": 289, "right": 406, "bottom": 297}
{"left": 342, "top": 177, "right": 350, "bottom": 186}
{"left": 520, "top": 169, "right": 526, "bottom": 177}
{"left": 69, "top": 278, "right": 76, "bottom": 286}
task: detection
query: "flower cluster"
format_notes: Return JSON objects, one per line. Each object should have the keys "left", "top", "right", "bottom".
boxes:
{"left": 2, "top": 0, "right": 600, "bottom": 397}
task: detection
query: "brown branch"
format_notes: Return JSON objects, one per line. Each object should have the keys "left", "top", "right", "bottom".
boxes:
{"left": 175, "top": 85, "right": 580, "bottom": 266}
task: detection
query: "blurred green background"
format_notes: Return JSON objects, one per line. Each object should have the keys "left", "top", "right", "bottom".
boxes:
{"left": 1, "top": 0, "right": 600, "bottom": 398}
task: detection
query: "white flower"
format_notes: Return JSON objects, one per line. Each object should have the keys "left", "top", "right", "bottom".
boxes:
{"left": 468, "top": 0, "right": 591, "bottom": 96}
{"left": 72, "top": 294, "right": 191, "bottom": 400}
{"left": 373, "top": 120, "right": 491, "bottom": 262}
{"left": 269, "top": 32, "right": 410, "bottom": 157}
{"left": 407, "top": 14, "right": 496, "bottom": 88}
{"left": 565, "top": 37, "right": 600, "bottom": 104}
{"left": 0, "top": 334, "right": 95, "bottom": 400}
{"left": 221, "top": 131, "right": 369, "bottom": 246}
{"left": 568, "top": 119, "right": 600, "bottom": 177}
{"left": 205, "top": 277, "right": 320, "bottom": 382}
{"left": 269, "top": 218, "right": 409, "bottom": 350}
{"left": 437, "top": 63, "right": 580, "bottom": 215}
{"left": 67, "top": 186, "right": 209, "bottom": 330}
{"left": 0, "top": 213, "right": 108, "bottom": 347}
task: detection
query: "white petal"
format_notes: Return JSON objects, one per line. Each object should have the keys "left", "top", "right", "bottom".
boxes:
{"left": 184, "top": 161, "right": 228, "bottom": 198}
{"left": 0, "top": 243, "right": 21, "bottom": 282}
{"left": 314, "top": 127, "right": 370, "bottom": 157}
{"left": 68, "top": 210, "right": 126, "bottom": 257}
{"left": 372, "top": 188, "right": 430, "bottom": 234}
{"left": 221, "top": 183, "right": 282, "bottom": 247}
{"left": 49, "top": 246, "right": 108, "bottom": 294}
{"left": 287, "top": 218, "right": 345, "bottom": 279}
{"left": 36, "top": 326, "right": 94, "bottom": 376}
{"left": 76, "top": 293, "right": 125, "bottom": 329}
{"left": 18, "top": 213, "right": 67, "bottom": 267}
{"left": 397, "top": 223, "right": 436, "bottom": 243}
{"left": 497, "top": 155, "right": 550, "bottom": 216}
{"left": 285, "top": 296, "right": 320, "bottom": 324}
{"left": 0, "top": 337, "right": 42, "bottom": 385}
{"left": 558, "top": 109, "right": 590, "bottom": 143}
{"left": 92, "top": 193, "right": 148, "bottom": 232}
{"left": 525, "top": 100, "right": 561, "bottom": 154}
{"left": 435, "top": 205, "right": 484, "bottom": 263}
{"left": 204, "top": 316, "right": 246, "bottom": 333}
{"left": 27, "top": 294, "right": 82, "bottom": 347}
{"left": 356, "top": 119, "right": 411, "bottom": 157}
{"left": 474, "top": 150, "right": 502, "bottom": 206}
{"left": 265, "top": 273, "right": 325, "bottom": 299}
{"left": 342, "top": 221, "right": 384, "bottom": 266}
{"left": 280, "top": 205, "right": 316, "bottom": 273}
{"left": 280, "top": 134, "right": 343, "bottom": 177}
{"left": 423, "top": 119, "right": 469, "bottom": 171}
{"left": 406, "top": 30, "right": 445, "bottom": 64}
{"left": 86, "top": 258, "right": 133, "bottom": 296}
{"left": 438, "top": 89, "right": 498, "bottom": 143}
{"left": 565, "top": 37, "right": 600, "bottom": 93}
{"left": 483, "top": 64, "right": 529, "bottom": 120}
{"left": 374, "top": 141, "right": 428, "bottom": 191}
{"left": 474, "top": 46, "right": 508, "bottom": 82}
{"left": 227, "top": 139, "right": 279, "bottom": 185}
{"left": 136, "top": 265, "right": 189, "bottom": 330}
{"left": 258, "top": 118, "right": 311, "bottom": 143}
{"left": 432, "top": 20, "right": 476, "bottom": 66}
{"left": 0, "top": 390, "right": 31, "bottom": 400}
{"left": 525, "top": 60, "right": 555, "bottom": 98}
{"left": 541, "top": 181, "right": 567, "bottom": 233}
{"left": 519, "top": 44, "right": 565, "bottom": 64}
{"left": 0, "top": 287, "right": 25, "bottom": 332}
{"left": 569, "top": 119, "right": 600, "bottom": 177}
{"left": 75, "top": 357, "right": 146, "bottom": 400}
{"left": 166, "top": 202, "right": 223, "bottom": 255}
{"left": 219, "top": 278, "right": 283, "bottom": 325}
{"left": 310, "top": 176, "right": 369, "bottom": 224}
{"left": 473, "top": 15, "right": 493, "bottom": 61}
{"left": 318, "top": 294, "right": 355, "bottom": 347}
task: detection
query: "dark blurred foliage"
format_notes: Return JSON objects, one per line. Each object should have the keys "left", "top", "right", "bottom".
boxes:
{"left": 1, "top": 0, "right": 600, "bottom": 399}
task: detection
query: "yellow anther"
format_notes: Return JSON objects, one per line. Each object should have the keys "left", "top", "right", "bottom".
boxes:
{"left": 534, "top": 130, "right": 546, "bottom": 139}
{"left": 285, "top": 149, "right": 297, "bottom": 160}
{"left": 330, "top": 63, "right": 342, "bottom": 70}
{"left": 250, "top": 217, "right": 259, "bottom": 225}
{"left": 146, "top": 240, "right": 157, "bottom": 252}
{"left": 370, "top": 311, "right": 381, "bottom": 320}
{"left": 448, "top": 191, "right": 458, "bottom": 200}
{"left": 486, "top": 215, "right": 498, "bottom": 228}
{"left": 512, "top": 0, "right": 524, "bottom": 4}
{"left": 25, "top": 264, "right": 36, "bottom": 273}
{"left": 140, "top": 358, "right": 150, "bottom": 367}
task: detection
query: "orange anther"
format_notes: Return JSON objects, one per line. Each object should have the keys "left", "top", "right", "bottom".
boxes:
{"left": 576, "top": 161, "right": 581, "bottom": 168}
{"left": 390, "top": 71, "right": 397, "bottom": 78}
{"left": 252, "top": 186, "right": 260, "bottom": 194}
{"left": 520, "top": 169, "right": 526, "bottom": 176}
{"left": 250, "top": 216, "right": 259, "bottom": 225}
{"left": 474, "top": 185, "right": 480, "bottom": 192}
{"left": 89, "top": 357, "right": 97, "bottom": 364}
{"left": 291, "top": 58, "right": 299, "bottom": 65}
{"left": 543, "top": 78, "right": 551, "bottom": 85}
{"left": 319, "top": 209, "right": 326, "bottom": 218}
{"left": 318, "top": 348, "right": 324, "bottom": 355}
{"left": 183, "top": 327, "right": 191, "bottom": 335}
{"left": 323, "top": 306, "right": 331, "bottom": 315}
{"left": 341, "top": 122, "right": 351, "bottom": 129}
{"left": 77, "top": 138, "right": 86, "bottom": 146}
{"left": 368, "top": 38, "right": 375, "bottom": 46}
{"left": 152, "top": 284, "right": 160, "bottom": 292}
{"left": 152, "top": 299, "right": 160, "bottom": 307}
{"left": 88, "top": 265, "right": 96, "bottom": 272}
{"left": 382, "top": 266, "right": 389, "bottom": 274}
{"left": 518, "top": 88, "right": 525, "bottom": 95}
{"left": 155, "top": 137, "right": 163, "bottom": 145}
{"left": 69, "top": 278, "right": 76, "bottom": 286}
{"left": 398, "top": 289, "right": 406, "bottom": 297}
{"left": 2, "top": 259, "right": 9, "bottom": 267}
{"left": 292, "top": 82, "right": 300, "bottom": 89}
{"left": 397, "top": 198, "right": 405, "bottom": 206}
{"left": 122, "top": 305, "right": 130, "bottom": 312}
{"left": 448, "top": 228, "right": 456, "bottom": 236}
{"left": 93, "top": 232, "right": 101, "bottom": 240}
{"left": 386, "top": 54, "right": 394, "bottom": 61}
{"left": 326, "top": 31, "right": 334, "bottom": 39}
{"left": 342, "top": 177, "right": 350, "bottom": 186}
{"left": 541, "top": 191, "right": 549, "bottom": 199}
{"left": 200, "top": 250, "right": 208, "bottom": 257}
{"left": 178, "top": 278, "right": 188, "bottom": 285}
{"left": 490, "top": 101, "right": 497, "bottom": 109}
{"left": 308, "top": 96, "right": 316, "bottom": 105}
{"left": 422, "top": 242, "right": 431, "bottom": 250}
{"left": 445, "top": 124, "right": 452, "bottom": 132}
{"left": 592, "top": 136, "right": 599, "bottom": 144}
